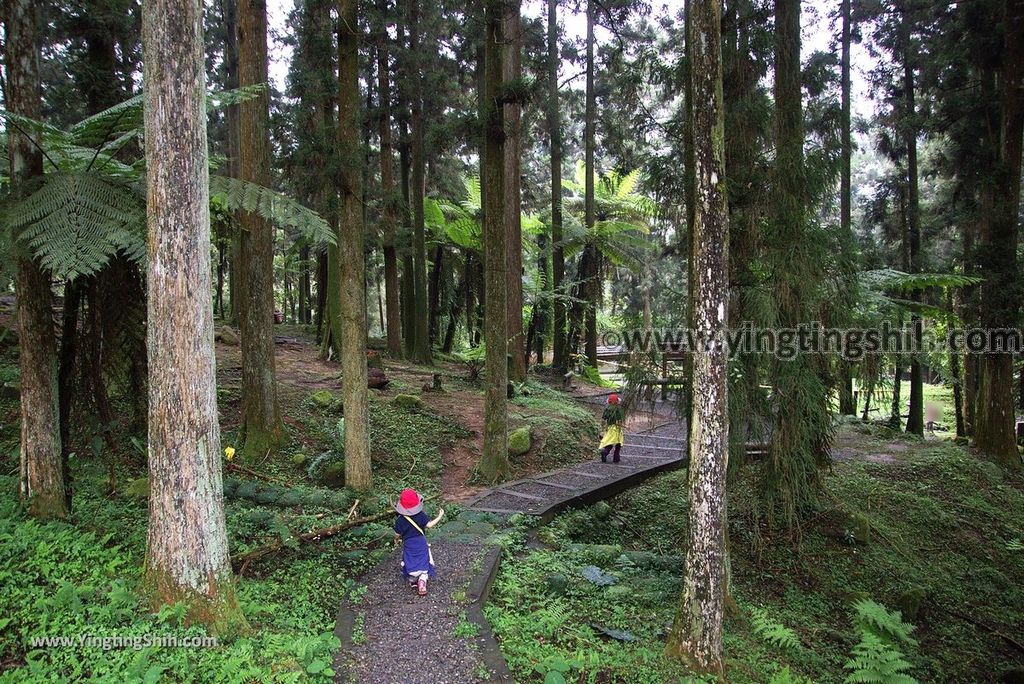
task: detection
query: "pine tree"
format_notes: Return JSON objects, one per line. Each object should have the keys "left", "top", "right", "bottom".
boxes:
{"left": 141, "top": 0, "right": 247, "bottom": 634}
{"left": 504, "top": 0, "right": 526, "bottom": 382}
{"left": 337, "top": 0, "right": 372, "bottom": 490}
{"left": 548, "top": 0, "right": 566, "bottom": 371}
{"left": 665, "top": 0, "right": 729, "bottom": 671}
{"left": 407, "top": 0, "right": 432, "bottom": 364}
{"left": 237, "top": 0, "right": 284, "bottom": 458}
{"left": 377, "top": 0, "right": 403, "bottom": 358}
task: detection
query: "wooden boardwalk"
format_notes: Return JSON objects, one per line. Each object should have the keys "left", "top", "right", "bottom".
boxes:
{"left": 466, "top": 422, "right": 687, "bottom": 523}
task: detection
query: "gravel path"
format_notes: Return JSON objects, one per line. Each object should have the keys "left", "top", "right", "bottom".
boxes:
{"left": 339, "top": 540, "right": 494, "bottom": 684}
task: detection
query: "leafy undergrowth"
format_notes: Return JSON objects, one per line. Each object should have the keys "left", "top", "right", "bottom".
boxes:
{"left": 487, "top": 430, "right": 1024, "bottom": 683}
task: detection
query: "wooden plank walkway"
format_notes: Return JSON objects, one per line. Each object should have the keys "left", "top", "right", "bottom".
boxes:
{"left": 465, "top": 422, "right": 688, "bottom": 524}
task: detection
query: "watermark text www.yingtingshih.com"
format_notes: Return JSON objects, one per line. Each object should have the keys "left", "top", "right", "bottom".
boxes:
{"left": 28, "top": 633, "right": 219, "bottom": 651}
{"left": 604, "top": 321, "right": 1024, "bottom": 361}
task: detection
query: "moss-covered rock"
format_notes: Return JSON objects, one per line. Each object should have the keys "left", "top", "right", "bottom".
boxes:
{"left": 848, "top": 512, "right": 871, "bottom": 545}
{"left": 322, "top": 461, "right": 346, "bottom": 487}
{"left": 897, "top": 586, "right": 928, "bottom": 620}
{"left": 366, "top": 351, "right": 384, "bottom": 369}
{"left": 392, "top": 394, "right": 423, "bottom": 410}
{"left": 309, "top": 389, "right": 337, "bottom": 408}
{"left": 124, "top": 477, "right": 149, "bottom": 501}
{"left": 508, "top": 426, "right": 531, "bottom": 456}
{"left": 591, "top": 501, "right": 613, "bottom": 520}
{"left": 545, "top": 572, "right": 569, "bottom": 595}
{"left": 291, "top": 452, "right": 309, "bottom": 467}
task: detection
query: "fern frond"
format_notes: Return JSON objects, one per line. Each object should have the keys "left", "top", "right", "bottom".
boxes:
{"left": 852, "top": 599, "right": 917, "bottom": 647}
{"left": 4, "top": 171, "right": 146, "bottom": 280}
{"left": 751, "top": 607, "right": 801, "bottom": 652}
{"left": 209, "top": 175, "right": 334, "bottom": 247}
{"left": 843, "top": 632, "right": 918, "bottom": 684}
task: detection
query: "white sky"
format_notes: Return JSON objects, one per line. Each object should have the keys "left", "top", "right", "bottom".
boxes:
{"left": 266, "top": 0, "right": 875, "bottom": 119}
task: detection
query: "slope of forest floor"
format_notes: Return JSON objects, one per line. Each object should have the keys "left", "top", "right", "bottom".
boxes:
{"left": 485, "top": 423, "right": 1024, "bottom": 683}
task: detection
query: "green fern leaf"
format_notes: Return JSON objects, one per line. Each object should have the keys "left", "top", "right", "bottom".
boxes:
{"left": 852, "top": 599, "right": 917, "bottom": 647}
{"left": 209, "top": 175, "right": 334, "bottom": 247}
{"left": 751, "top": 607, "right": 801, "bottom": 652}
{"left": 4, "top": 171, "right": 146, "bottom": 279}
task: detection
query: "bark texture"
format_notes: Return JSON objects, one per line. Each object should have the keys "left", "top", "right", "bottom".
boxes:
{"left": 408, "top": 0, "right": 432, "bottom": 364}
{"left": 582, "top": 0, "right": 598, "bottom": 367}
{"left": 237, "top": 0, "right": 283, "bottom": 457}
{"left": 338, "top": 0, "right": 372, "bottom": 490}
{"left": 504, "top": 0, "right": 525, "bottom": 381}
{"left": 377, "top": 0, "right": 402, "bottom": 358}
{"left": 974, "top": 0, "right": 1023, "bottom": 467}
{"left": 480, "top": 0, "right": 510, "bottom": 482}
{"left": 664, "top": 0, "right": 729, "bottom": 673}
{"left": 548, "top": 0, "right": 566, "bottom": 371}
{"left": 7, "top": 0, "right": 67, "bottom": 520}
{"left": 141, "top": 0, "right": 246, "bottom": 634}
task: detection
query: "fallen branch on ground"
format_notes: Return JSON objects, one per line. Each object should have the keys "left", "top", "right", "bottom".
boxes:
{"left": 231, "top": 494, "right": 439, "bottom": 574}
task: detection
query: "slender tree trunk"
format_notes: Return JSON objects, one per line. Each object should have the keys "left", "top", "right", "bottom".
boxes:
{"left": 7, "top": 0, "right": 66, "bottom": 520}
{"left": 408, "top": 0, "right": 432, "bottom": 364}
{"left": 975, "top": 0, "right": 1023, "bottom": 467}
{"left": 504, "top": 0, "right": 526, "bottom": 382}
{"left": 225, "top": 0, "right": 242, "bottom": 324}
{"left": 141, "top": 0, "right": 246, "bottom": 634}
{"left": 666, "top": 0, "right": 729, "bottom": 669}
{"left": 548, "top": 0, "right": 565, "bottom": 371}
{"left": 535, "top": 232, "right": 549, "bottom": 364}
{"left": 428, "top": 245, "right": 444, "bottom": 343}
{"left": 377, "top": 0, "right": 403, "bottom": 357}
{"left": 337, "top": 0, "right": 372, "bottom": 489}
{"left": 838, "top": 0, "right": 856, "bottom": 418}
{"left": 902, "top": 14, "right": 924, "bottom": 437}
{"left": 583, "top": 0, "right": 598, "bottom": 368}
{"left": 480, "top": 0, "right": 509, "bottom": 482}
{"left": 237, "top": 0, "right": 283, "bottom": 458}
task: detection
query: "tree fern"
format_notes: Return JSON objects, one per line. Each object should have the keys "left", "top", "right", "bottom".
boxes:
{"left": 4, "top": 171, "right": 146, "bottom": 279}
{"left": 209, "top": 175, "right": 334, "bottom": 247}
{"left": 751, "top": 607, "right": 801, "bottom": 652}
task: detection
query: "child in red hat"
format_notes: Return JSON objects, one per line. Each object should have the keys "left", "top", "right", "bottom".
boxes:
{"left": 599, "top": 394, "right": 625, "bottom": 463}
{"left": 393, "top": 488, "right": 445, "bottom": 596}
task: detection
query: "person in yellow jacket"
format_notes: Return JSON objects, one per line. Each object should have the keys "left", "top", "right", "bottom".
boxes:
{"left": 599, "top": 393, "right": 625, "bottom": 463}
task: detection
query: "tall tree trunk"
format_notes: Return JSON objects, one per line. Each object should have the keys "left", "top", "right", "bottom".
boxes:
{"left": 665, "top": 0, "right": 729, "bottom": 669}
{"left": 838, "top": 0, "right": 856, "bottom": 418}
{"left": 765, "top": 0, "right": 828, "bottom": 524}
{"left": 408, "top": 0, "right": 432, "bottom": 364}
{"left": 337, "top": 0, "right": 372, "bottom": 489}
{"left": 237, "top": 0, "right": 283, "bottom": 458}
{"left": 582, "top": 0, "right": 598, "bottom": 368}
{"left": 535, "top": 232, "right": 549, "bottom": 364}
{"left": 225, "top": 0, "right": 242, "bottom": 324}
{"left": 141, "top": 0, "right": 246, "bottom": 633}
{"left": 7, "top": 0, "right": 67, "bottom": 520}
{"left": 480, "top": 0, "right": 509, "bottom": 482}
{"left": 974, "top": 0, "right": 1023, "bottom": 467}
{"left": 377, "top": 0, "right": 403, "bottom": 357}
{"left": 504, "top": 0, "right": 526, "bottom": 382}
{"left": 548, "top": 0, "right": 566, "bottom": 371}
{"left": 902, "top": 13, "right": 924, "bottom": 437}
{"left": 428, "top": 245, "right": 444, "bottom": 343}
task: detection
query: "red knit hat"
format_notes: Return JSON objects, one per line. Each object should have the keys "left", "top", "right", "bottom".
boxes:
{"left": 608, "top": 394, "right": 620, "bottom": 404}
{"left": 395, "top": 488, "right": 423, "bottom": 515}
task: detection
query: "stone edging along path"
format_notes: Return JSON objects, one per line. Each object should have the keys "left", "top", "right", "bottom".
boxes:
{"left": 333, "top": 418, "right": 688, "bottom": 683}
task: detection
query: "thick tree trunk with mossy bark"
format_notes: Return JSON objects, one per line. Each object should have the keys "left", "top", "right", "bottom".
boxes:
{"left": 974, "top": 0, "right": 1023, "bottom": 468}
{"left": 765, "top": 0, "right": 830, "bottom": 525}
{"left": 377, "top": 0, "right": 402, "bottom": 358}
{"left": 337, "top": 0, "right": 372, "bottom": 490}
{"left": 237, "top": 0, "right": 283, "bottom": 458}
{"left": 504, "top": 0, "right": 525, "bottom": 382}
{"left": 7, "top": 0, "right": 67, "bottom": 520}
{"left": 480, "top": 0, "right": 509, "bottom": 483}
{"left": 141, "top": 0, "right": 247, "bottom": 635}
{"left": 548, "top": 0, "right": 566, "bottom": 371}
{"left": 665, "top": 0, "right": 729, "bottom": 670}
